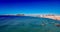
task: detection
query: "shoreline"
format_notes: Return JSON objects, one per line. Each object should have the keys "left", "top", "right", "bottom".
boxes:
{"left": 0, "top": 14, "right": 60, "bottom": 20}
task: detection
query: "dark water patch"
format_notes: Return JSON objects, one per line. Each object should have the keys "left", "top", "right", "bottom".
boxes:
{"left": 0, "top": 25, "right": 9, "bottom": 31}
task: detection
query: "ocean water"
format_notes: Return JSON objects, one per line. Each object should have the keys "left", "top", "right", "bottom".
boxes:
{"left": 0, "top": 16, "right": 60, "bottom": 32}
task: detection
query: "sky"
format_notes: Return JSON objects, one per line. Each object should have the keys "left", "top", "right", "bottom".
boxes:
{"left": 0, "top": 0, "right": 60, "bottom": 15}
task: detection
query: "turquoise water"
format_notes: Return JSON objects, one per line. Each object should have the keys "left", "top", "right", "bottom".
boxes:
{"left": 0, "top": 16, "right": 60, "bottom": 32}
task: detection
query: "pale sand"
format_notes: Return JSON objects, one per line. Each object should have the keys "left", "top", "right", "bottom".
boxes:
{"left": 43, "top": 16, "right": 60, "bottom": 20}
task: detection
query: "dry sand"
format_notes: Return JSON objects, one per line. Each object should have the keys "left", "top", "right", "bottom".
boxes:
{"left": 43, "top": 15, "right": 60, "bottom": 20}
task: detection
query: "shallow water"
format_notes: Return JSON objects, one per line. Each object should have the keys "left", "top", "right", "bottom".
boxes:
{"left": 0, "top": 16, "right": 60, "bottom": 32}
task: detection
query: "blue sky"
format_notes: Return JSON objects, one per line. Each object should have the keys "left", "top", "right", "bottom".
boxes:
{"left": 0, "top": 0, "right": 60, "bottom": 14}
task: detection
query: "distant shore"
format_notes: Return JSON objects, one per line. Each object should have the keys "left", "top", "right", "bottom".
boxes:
{"left": 0, "top": 14, "right": 60, "bottom": 20}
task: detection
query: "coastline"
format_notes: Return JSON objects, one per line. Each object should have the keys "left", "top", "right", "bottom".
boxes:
{"left": 0, "top": 14, "right": 60, "bottom": 20}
